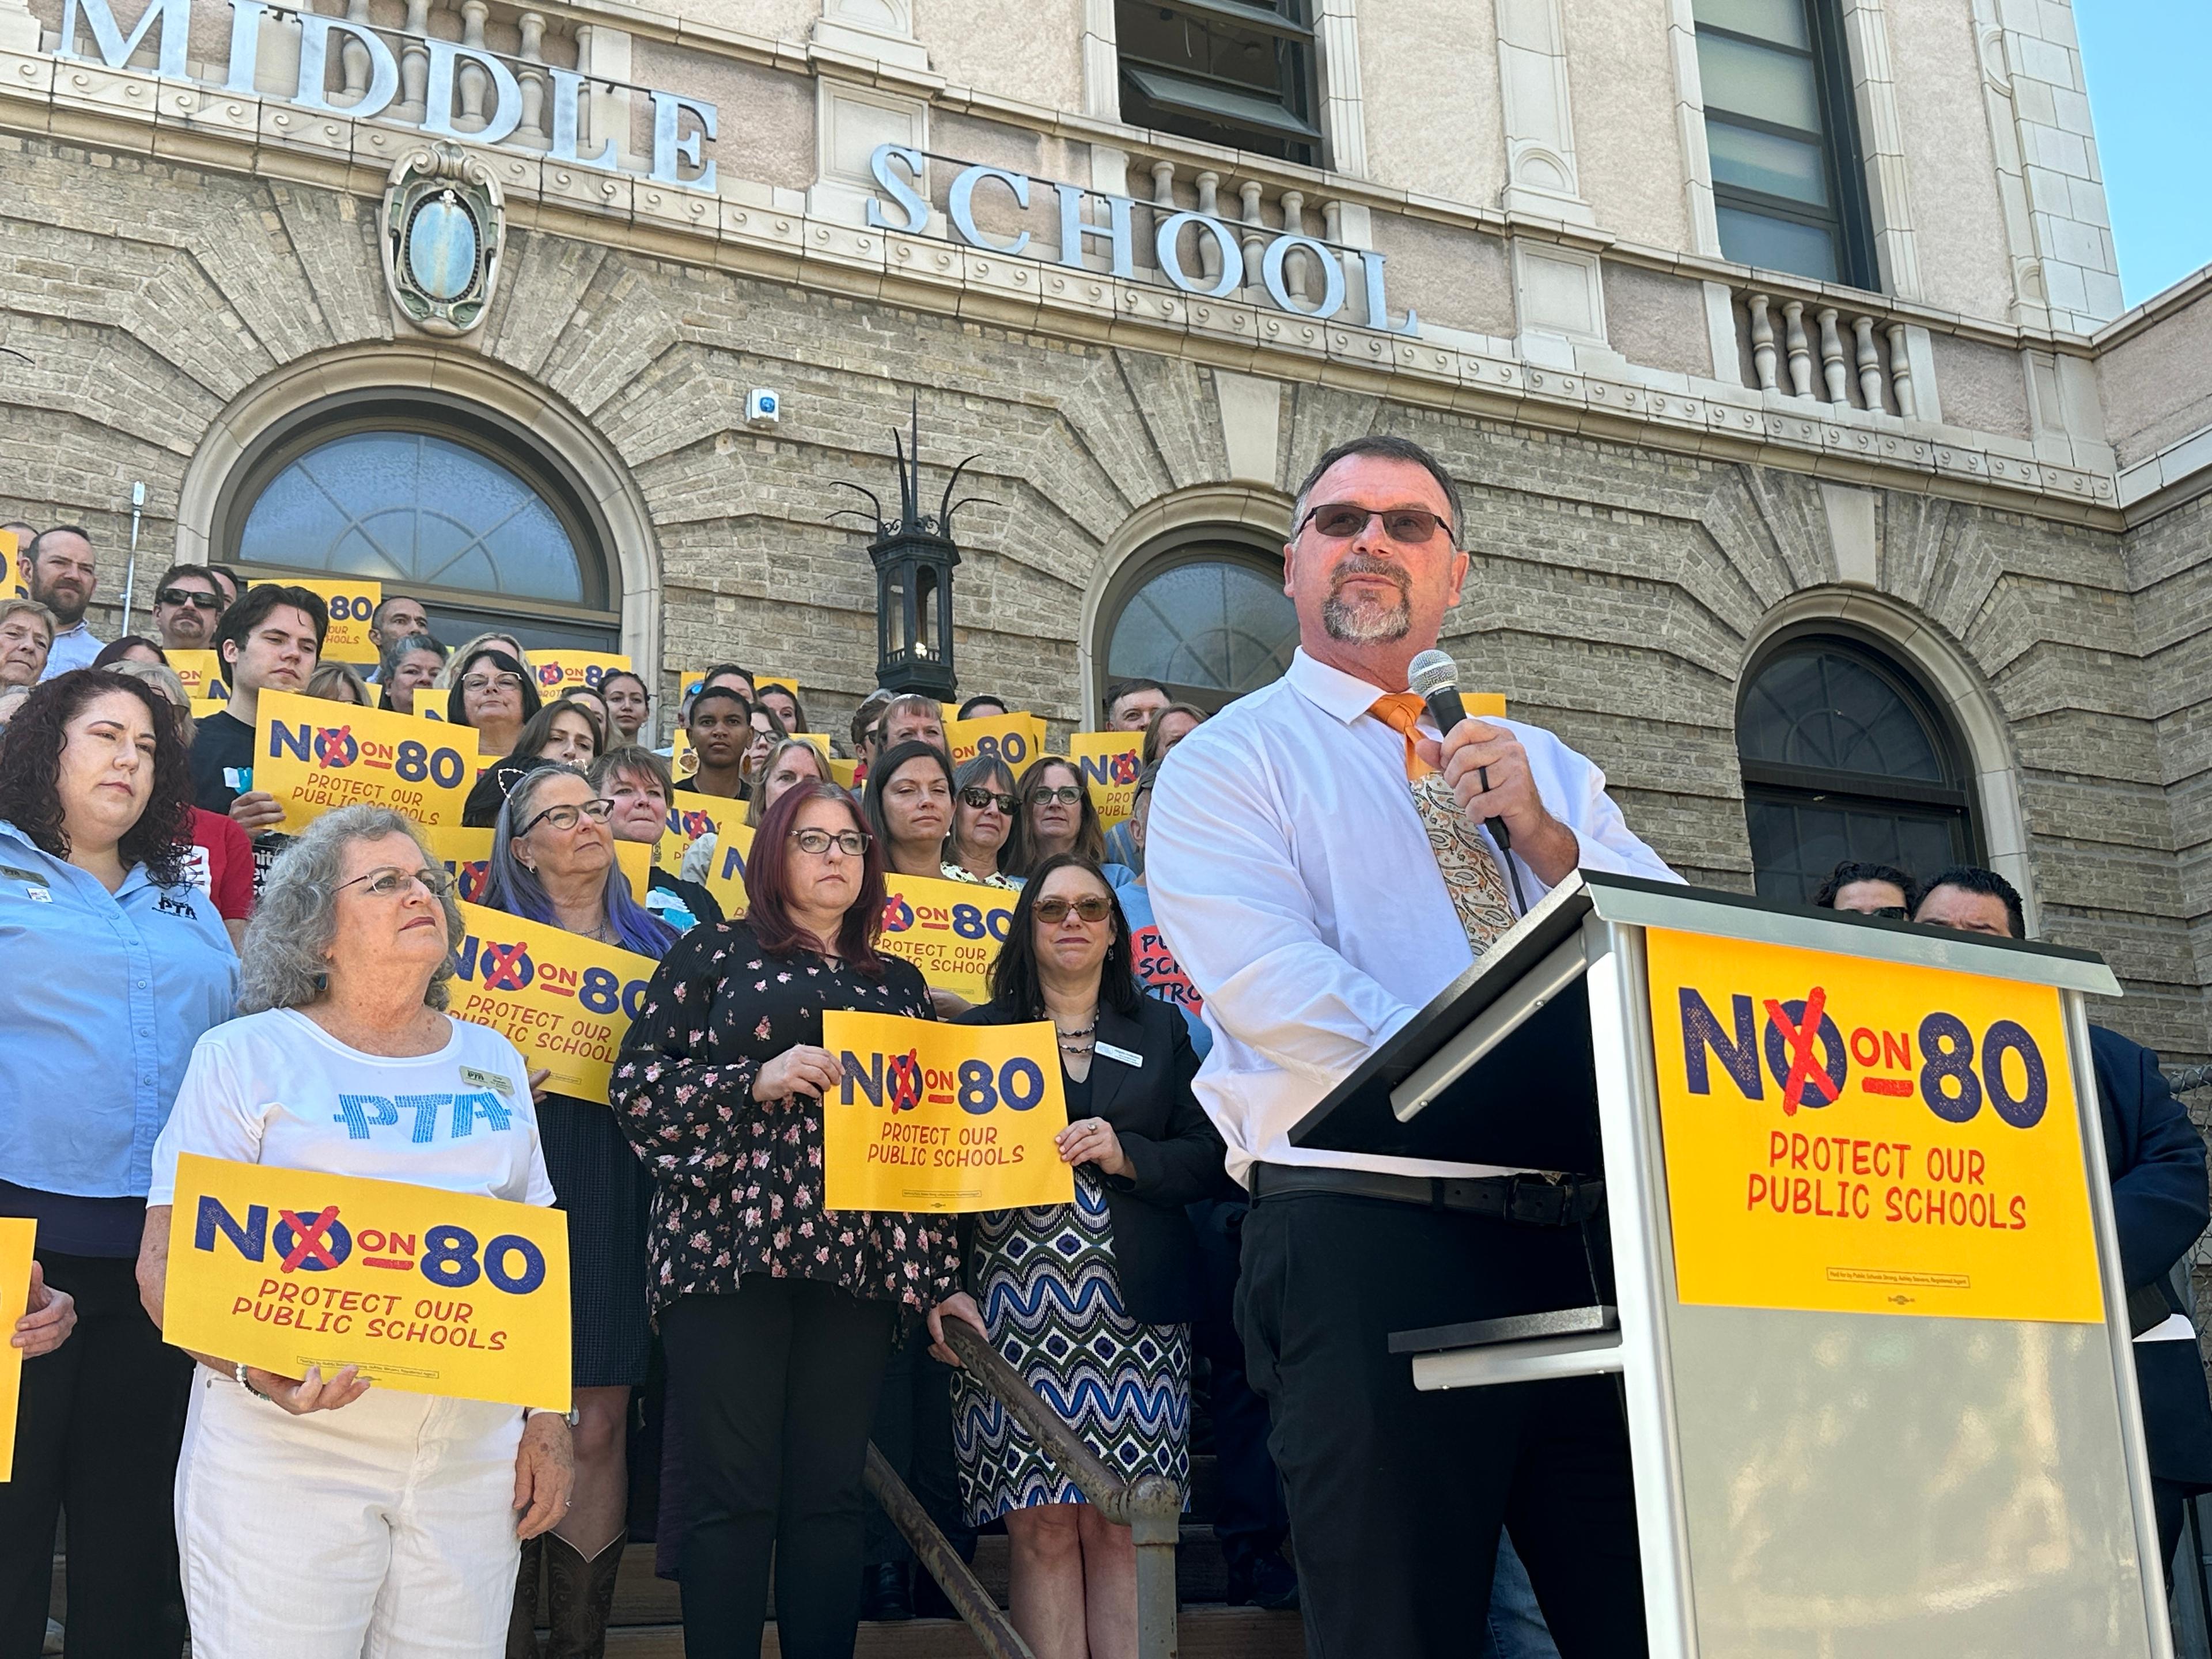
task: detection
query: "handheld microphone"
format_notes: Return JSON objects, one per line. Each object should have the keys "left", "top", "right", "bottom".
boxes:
{"left": 1408, "top": 649, "right": 1527, "bottom": 914}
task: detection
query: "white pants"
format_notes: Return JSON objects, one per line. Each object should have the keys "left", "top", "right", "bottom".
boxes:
{"left": 175, "top": 1366, "right": 525, "bottom": 1658}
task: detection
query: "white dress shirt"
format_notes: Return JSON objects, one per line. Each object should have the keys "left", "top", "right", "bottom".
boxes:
{"left": 38, "top": 620, "right": 103, "bottom": 679}
{"left": 1146, "top": 648, "right": 1681, "bottom": 1187}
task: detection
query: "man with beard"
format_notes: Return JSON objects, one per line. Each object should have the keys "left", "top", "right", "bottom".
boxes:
{"left": 22, "top": 526, "right": 103, "bottom": 677}
{"left": 1145, "top": 435, "right": 1675, "bottom": 1658}
{"left": 148, "top": 562, "right": 228, "bottom": 654}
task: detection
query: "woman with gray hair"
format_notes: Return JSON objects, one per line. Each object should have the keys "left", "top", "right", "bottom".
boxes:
{"left": 483, "top": 764, "right": 675, "bottom": 1656}
{"left": 135, "top": 805, "right": 575, "bottom": 1656}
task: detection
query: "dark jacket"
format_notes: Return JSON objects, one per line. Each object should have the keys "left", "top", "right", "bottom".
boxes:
{"left": 958, "top": 995, "right": 1232, "bottom": 1324}
{"left": 2092, "top": 1024, "right": 2212, "bottom": 1491}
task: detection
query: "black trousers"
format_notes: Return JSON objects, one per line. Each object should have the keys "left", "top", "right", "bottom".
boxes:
{"left": 1237, "top": 1191, "right": 1646, "bottom": 1659}
{"left": 662, "top": 1278, "right": 897, "bottom": 1659}
{"left": 862, "top": 1323, "right": 972, "bottom": 1569}
{"left": 1189, "top": 1198, "right": 1289, "bottom": 1573}
{"left": 0, "top": 1251, "right": 191, "bottom": 1659}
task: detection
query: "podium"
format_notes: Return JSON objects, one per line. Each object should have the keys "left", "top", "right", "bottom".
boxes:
{"left": 1290, "top": 872, "right": 2172, "bottom": 1658}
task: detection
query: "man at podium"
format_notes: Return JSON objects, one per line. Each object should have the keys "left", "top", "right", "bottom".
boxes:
{"left": 1147, "top": 435, "right": 1677, "bottom": 1658}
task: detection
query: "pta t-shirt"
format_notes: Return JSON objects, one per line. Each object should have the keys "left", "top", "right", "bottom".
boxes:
{"left": 147, "top": 1007, "right": 556, "bottom": 1208}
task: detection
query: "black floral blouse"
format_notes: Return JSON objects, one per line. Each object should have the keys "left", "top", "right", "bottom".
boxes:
{"left": 611, "top": 919, "right": 960, "bottom": 1317}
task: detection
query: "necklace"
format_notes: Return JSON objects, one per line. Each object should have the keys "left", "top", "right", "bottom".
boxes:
{"left": 1053, "top": 1007, "right": 1098, "bottom": 1052}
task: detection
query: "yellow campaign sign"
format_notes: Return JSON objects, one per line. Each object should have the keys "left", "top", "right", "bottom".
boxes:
{"left": 700, "top": 823, "right": 759, "bottom": 919}
{"left": 290, "top": 577, "right": 382, "bottom": 663}
{"left": 757, "top": 675, "right": 799, "bottom": 700}
{"left": 0, "top": 1217, "right": 31, "bottom": 1479}
{"left": 532, "top": 650, "right": 632, "bottom": 699}
{"left": 0, "top": 529, "right": 20, "bottom": 600}
{"left": 878, "top": 872, "right": 1016, "bottom": 1003}
{"left": 829, "top": 756, "right": 859, "bottom": 790}
{"left": 451, "top": 902, "right": 657, "bottom": 1105}
{"left": 188, "top": 698, "right": 225, "bottom": 722}
{"left": 1646, "top": 926, "right": 2103, "bottom": 1324}
{"left": 669, "top": 726, "right": 699, "bottom": 779}
{"left": 1069, "top": 732, "right": 1144, "bottom": 829}
{"left": 945, "top": 712, "right": 1046, "bottom": 772}
{"left": 657, "top": 790, "right": 726, "bottom": 873}
{"left": 423, "top": 827, "right": 647, "bottom": 907}
{"left": 168, "top": 649, "right": 229, "bottom": 703}
{"left": 821, "top": 1012, "right": 1073, "bottom": 1212}
{"left": 160, "top": 1153, "right": 570, "bottom": 1411}
{"left": 254, "top": 690, "right": 479, "bottom": 833}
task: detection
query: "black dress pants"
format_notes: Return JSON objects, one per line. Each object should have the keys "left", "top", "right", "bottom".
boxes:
{"left": 1237, "top": 1190, "right": 1646, "bottom": 1659}
{"left": 662, "top": 1278, "right": 897, "bottom": 1659}
{"left": 0, "top": 1251, "right": 191, "bottom": 1659}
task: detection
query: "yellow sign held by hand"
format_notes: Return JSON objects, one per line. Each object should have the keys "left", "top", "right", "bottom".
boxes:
{"left": 450, "top": 901, "right": 658, "bottom": 1105}
{"left": 821, "top": 1012, "right": 1072, "bottom": 1213}
{"left": 0, "top": 1218, "right": 32, "bottom": 1480}
{"left": 253, "top": 690, "right": 480, "bottom": 833}
{"left": 878, "top": 873, "right": 1017, "bottom": 1004}
{"left": 160, "top": 1154, "right": 570, "bottom": 1411}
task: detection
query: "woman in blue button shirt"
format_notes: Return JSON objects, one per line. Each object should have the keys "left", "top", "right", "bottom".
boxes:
{"left": 0, "top": 668, "right": 237, "bottom": 1659}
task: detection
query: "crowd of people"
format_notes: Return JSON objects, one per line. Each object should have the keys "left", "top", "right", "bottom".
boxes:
{"left": 0, "top": 429, "right": 2206, "bottom": 1659}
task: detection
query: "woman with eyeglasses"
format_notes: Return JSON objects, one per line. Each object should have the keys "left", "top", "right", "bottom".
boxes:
{"left": 446, "top": 645, "right": 542, "bottom": 760}
{"left": 1002, "top": 757, "right": 1127, "bottom": 885}
{"left": 134, "top": 806, "right": 573, "bottom": 1657}
{"left": 612, "top": 782, "right": 960, "bottom": 1659}
{"left": 481, "top": 764, "right": 677, "bottom": 1656}
{"left": 930, "top": 855, "right": 1225, "bottom": 1659}
{"left": 944, "top": 752, "right": 1020, "bottom": 888}
{"left": 599, "top": 671, "right": 653, "bottom": 748}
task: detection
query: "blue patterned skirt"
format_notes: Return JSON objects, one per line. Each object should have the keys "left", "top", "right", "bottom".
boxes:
{"left": 952, "top": 1169, "right": 1191, "bottom": 1523}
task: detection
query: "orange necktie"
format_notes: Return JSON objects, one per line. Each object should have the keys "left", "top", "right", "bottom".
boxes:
{"left": 1369, "top": 693, "right": 1435, "bottom": 779}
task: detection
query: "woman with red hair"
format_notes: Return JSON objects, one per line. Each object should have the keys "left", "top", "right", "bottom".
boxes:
{"left": 612, "top": 782, "right": 960, "bottom": 1659}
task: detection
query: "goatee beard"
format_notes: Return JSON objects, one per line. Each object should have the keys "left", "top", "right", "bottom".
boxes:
{"left": 1321, "top": 591, "right": 1411, "bottom": 644}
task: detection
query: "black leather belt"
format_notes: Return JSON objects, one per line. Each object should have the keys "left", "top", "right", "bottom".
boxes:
{"left": 1249, "top": 1162, "right": 1604, "bottom": 1227}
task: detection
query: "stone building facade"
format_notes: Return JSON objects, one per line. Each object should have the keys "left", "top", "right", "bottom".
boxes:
{"left": 3, "top": 0, "right": 2211, "bottom": 1065}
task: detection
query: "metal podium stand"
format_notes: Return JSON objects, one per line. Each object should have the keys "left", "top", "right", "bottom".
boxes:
{"left": 1290, "top": 872, "right": 2170, "bottom": 1659}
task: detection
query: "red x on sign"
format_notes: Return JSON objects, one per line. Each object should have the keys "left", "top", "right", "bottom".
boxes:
{"left": 482, "top": 942, "right": 532, "bottom": 992}
{"left": 1763, "top": 987, "right": 1840, "bottom": 1116}
{"left": 278, "top": 1206, "right": 343, "bottom": 1271}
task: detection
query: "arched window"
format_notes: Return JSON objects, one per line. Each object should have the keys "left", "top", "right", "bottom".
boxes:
{"left": 1737, "top": 632, "right": 1979, "bottom": 902}
{"left": 219, "top": 398, "right": 618, "bottom": 652}
{"left": 1099, "top": 537, "right": 1298, "bottom": 713}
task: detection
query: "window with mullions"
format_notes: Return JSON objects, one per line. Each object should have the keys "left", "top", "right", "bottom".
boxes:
{"left": 1694, "top": 0, "right": 1877, "bottom": 289}
{"left": 1737, "top": 636, "right": 1979, "bottom": 903}
{"left": 1115, "top": 0, "right": 1323, "bottom": 166}
{"left": 1101, "top": 543, "right": 1298, "bottom": 713}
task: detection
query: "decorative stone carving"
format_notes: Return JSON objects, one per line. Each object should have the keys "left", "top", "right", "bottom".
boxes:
{"left": 379, "top": 140, "right": 505, "bottom": 336}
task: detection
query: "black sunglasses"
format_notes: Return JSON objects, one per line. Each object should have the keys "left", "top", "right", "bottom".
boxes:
{"left": 156, "top": 586, "right": 224, "bottom": 611}
{"left": 961, "top": 787, "right": 1018, "bottom": 814}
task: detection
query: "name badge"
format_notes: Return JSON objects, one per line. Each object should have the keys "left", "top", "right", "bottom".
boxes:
{"left": 461, "top": 1065, "right": 516, "bottom": 1099}
{"left": 1094, "top": 1040, "right": 1143, "bottom": 1069}
{"left": 224, "top": 766, "right": 253, "bottom": 793}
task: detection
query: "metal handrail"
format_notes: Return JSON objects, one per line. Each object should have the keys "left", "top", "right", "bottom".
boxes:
{"left": 865, "top": 1321, "right": 1184, "bottom": 1659}
{"left": 862, "top": 1444, "right": 1036, "bottom": 1659}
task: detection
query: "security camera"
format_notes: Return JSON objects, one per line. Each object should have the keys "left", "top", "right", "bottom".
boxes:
{"left": 745, "top": 389, "right": 781, "bottom": 427}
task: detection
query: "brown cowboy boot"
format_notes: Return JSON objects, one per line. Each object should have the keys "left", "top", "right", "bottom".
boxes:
{"left": 543, "top": 1530, "right": 626, "bottom": 1659}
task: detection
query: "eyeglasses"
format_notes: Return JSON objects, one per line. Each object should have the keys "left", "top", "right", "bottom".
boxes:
{"left": 1298, "top": 502, "right": 1452, "bottom": 544}
{"left": 518, "top": 798, "right": 614, "bottom": 835}
{"left": 961, "top": 787, "right": 1018, "bottom": 814}
{"left": 156, "top": 586, "right": 224, "bottom": 611}
{"left": 461, "top": 673, "right": 525, "bottom": 695}
{"left": 791, "top": 827, "right": 870, "bottom": 857}
{"left": 1031, "top": 785, "right": 1085, "bottom": 807}
{"left": 335, "top": 865, "right": 457, "bottom": 900}
{"left": 1034, "top": 895, "right": 1113, "bottom": 924}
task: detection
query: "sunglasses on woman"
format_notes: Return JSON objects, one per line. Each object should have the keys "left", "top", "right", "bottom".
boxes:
{"left": 1033, "top": 895, "right": 1113, "bottom": 924}
{"left": 1031, "top": 785, "right": 1084, "bottom": 808}
{"left": 961, "top": 787, "right": 1018, "bottom": 814}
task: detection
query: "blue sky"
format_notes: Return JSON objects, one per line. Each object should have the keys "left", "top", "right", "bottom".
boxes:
{"left": 2075, "top": 1, "right": 2212, "bottom": 305}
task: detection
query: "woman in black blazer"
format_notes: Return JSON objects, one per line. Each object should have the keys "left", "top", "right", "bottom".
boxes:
{"left": 930, "top": 854, "right": 1228, "bottom": 1659}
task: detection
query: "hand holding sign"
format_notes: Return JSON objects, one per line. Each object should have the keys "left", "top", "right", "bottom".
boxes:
{"left": 255, "top": 691, "right": 480, "bottom": 833}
